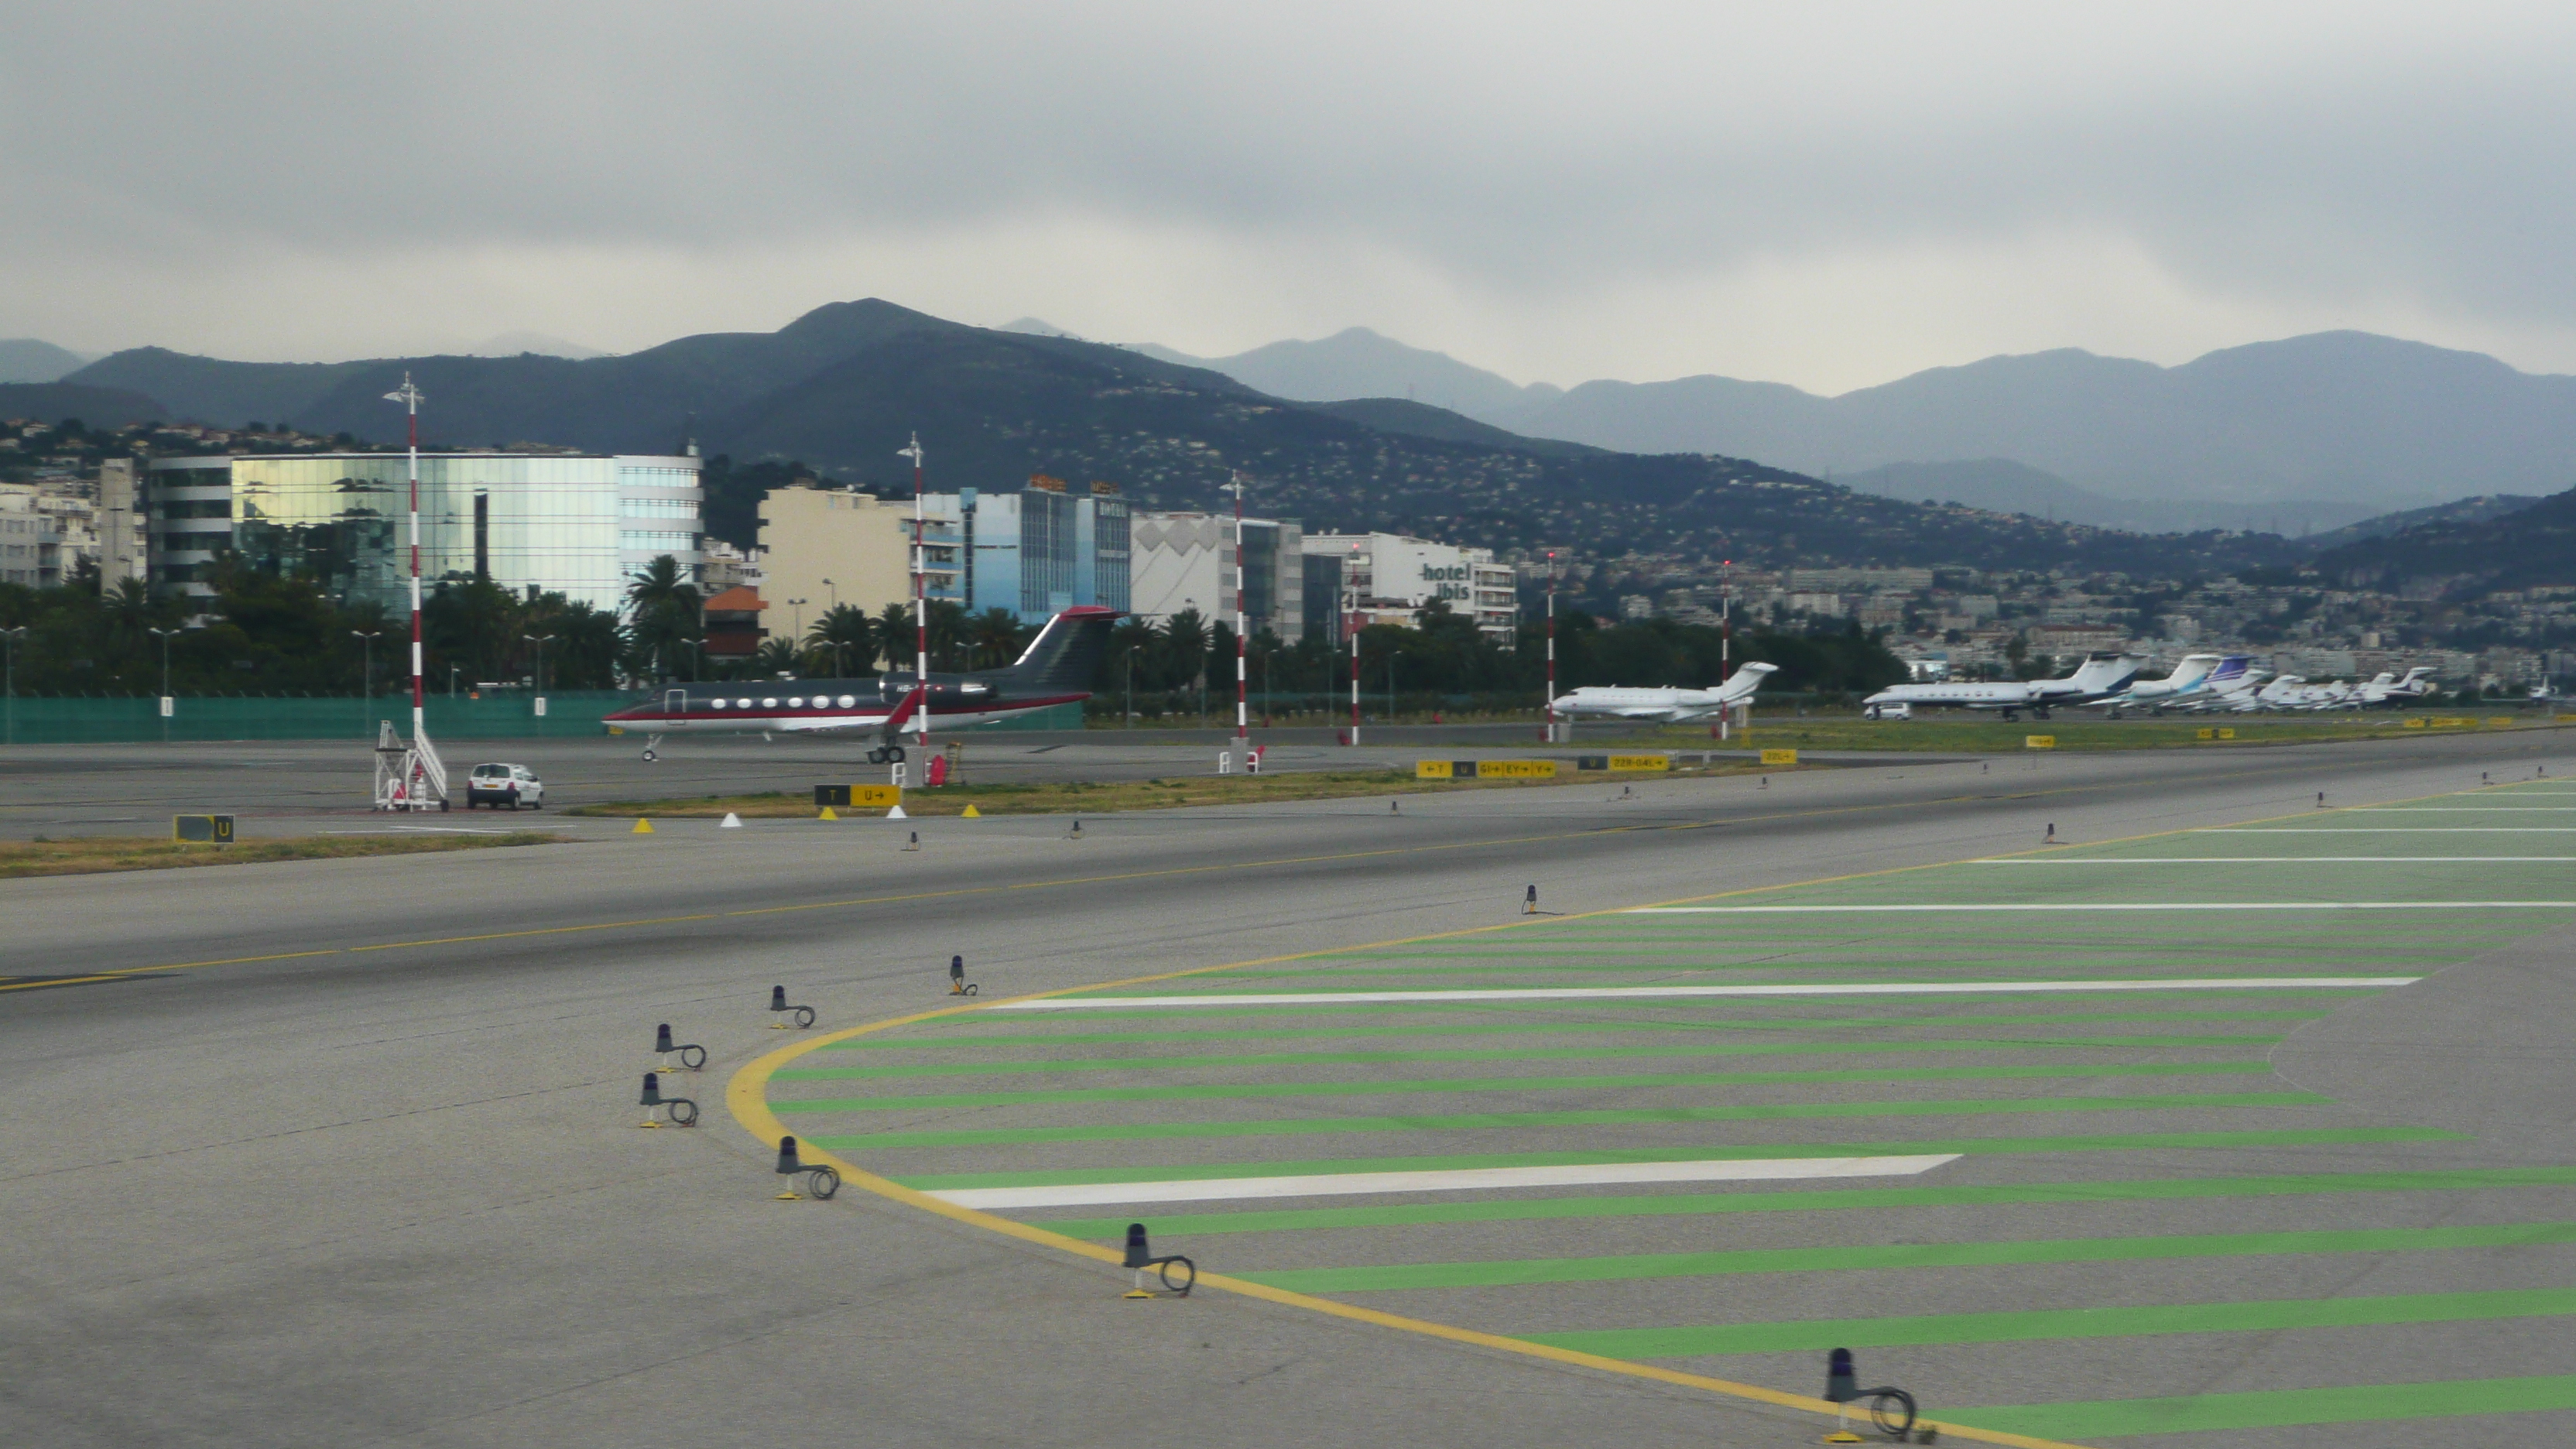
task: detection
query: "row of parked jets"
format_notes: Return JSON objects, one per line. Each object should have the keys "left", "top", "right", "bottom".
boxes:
{"left": 1858, "top": 653, "right": 2441, "bottom": 721}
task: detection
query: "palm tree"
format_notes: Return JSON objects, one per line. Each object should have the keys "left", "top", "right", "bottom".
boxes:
{"left": 925, "top": 600, "right": 968, "bottom": 671}
{"left": 752, "top": 637, "right": 804, "bottom": 677}
{"left": 968, "top": 608, "right": 1026, "bottom": 669}
{"left": 874, "top": 602, "right": 916, "bottom": 677}
{"left": 807, "top": 603, "right": 878, "bottom": 677}
{"left": 623, "top": 555, "right": 702, "bottom": 681}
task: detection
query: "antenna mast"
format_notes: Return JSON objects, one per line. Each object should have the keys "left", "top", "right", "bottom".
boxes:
{"left": 384, "top": 373, "right": 426, "bottom": 745}
{"left": 897, "top": 433, "right": 930, "bottom": 763}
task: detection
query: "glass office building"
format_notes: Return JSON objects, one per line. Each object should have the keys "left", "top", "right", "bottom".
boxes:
{"left": 145, "top": 453, "right": 702, "bottom": 611}
{"left": 920, "top": 482, "right": 1130, "bottom": 625}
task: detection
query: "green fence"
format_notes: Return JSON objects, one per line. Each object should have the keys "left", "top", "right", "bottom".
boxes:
{"left": 0, "top": 692, "right": 1088, "bottom": 745}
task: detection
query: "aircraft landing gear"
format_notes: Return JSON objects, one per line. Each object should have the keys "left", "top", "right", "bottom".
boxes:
{"left": 642, "top": 733, "right": 664, "bottom": 762}
{"left": 2033, "top": 706, "right": 2053, "bottom": 721}
{"left": 2000, "top": 709, "right": 2020, "bottom": 723}
{"left": 866, "top": 745, "right": 907, "bottom": 766}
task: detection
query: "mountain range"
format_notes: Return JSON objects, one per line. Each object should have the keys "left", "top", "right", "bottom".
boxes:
{"left": 1139, "top": 327, "right": 2576, "bottom": 516}
{"left": 41, "top": 300, "right": 2302, "bottom": 577}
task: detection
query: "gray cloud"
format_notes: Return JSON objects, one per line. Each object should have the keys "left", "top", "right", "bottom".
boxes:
{"left": 6, "top": 2, "right": 2574, "bottom": 387}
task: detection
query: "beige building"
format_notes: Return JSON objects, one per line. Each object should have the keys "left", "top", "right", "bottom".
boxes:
{"left": 756, "top": 487, "right": 914, "bottom": 628}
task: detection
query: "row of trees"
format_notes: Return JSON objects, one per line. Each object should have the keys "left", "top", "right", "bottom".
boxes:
{"left": 0, "top": 552, "right": 1907, "bottom": 704}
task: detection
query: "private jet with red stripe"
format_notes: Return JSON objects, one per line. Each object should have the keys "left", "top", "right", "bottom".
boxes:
{"left": 602, "top": 605, "right": 1119, "bottom": 762}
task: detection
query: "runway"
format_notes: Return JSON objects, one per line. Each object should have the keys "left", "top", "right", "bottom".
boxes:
{"left": 5, "top": 728, "right": 2574, "bottom": 1447}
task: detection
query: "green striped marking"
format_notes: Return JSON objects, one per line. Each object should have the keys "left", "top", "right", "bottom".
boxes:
{"left": 777, "top": 1040, "right": 2279, "bottom": 1081}
{"left": 817, "top": 1091, "right": 2331, "bottom": 1149}
{"left": 1033, "top": 1166, "right": 2576, "bottom": 1239}
{"left": 1237, "top": 1220, "right": 2576, "bottom": 1293}
{"left": 776, "top": 1060, "right": 2274, "bottom": 1112}
{"left": 827, "top": 1011, "right": 2324, "bottom": 1050}
{"left": 1525, "top": 1286, "right": 2576, "bottom": 1357}
{"left": 1949, "top": 1375, "right": 2576, "bottom": 1439}
{"left": 907, "top": 989, "right": 2381, "bottom": 1019}
{"left": 892, "top": 1128, "right": 2465, "bottom": 1189}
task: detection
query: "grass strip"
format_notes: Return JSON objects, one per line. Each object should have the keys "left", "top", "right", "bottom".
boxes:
{"left": 1947, "top": 1375, "right": 2576, "bottom": 1439}
{"left": 0, "top": 831, "right": 565, "bottom": 879}
{"left": 775, "top": 1060, "right": 2274, "bottom": 1112}
{"left": 816, "top": 1090, "right": 2333, "bottom": 1149}
{"left": 1032, "top": 1166, "right": 2576, "bottom": 1239}
{"left": 896, "top": 1128, "right": 2466, "bottom": 1190}
{"left": 1239, "top": 1221, "right": 2576, "bottom": 1293}
{"left": 1524, "top": 1286, "right": 2576, "bottom": 1358}
{"left": 821, "top": 1012, "right": 2324, "bottom": 1050}
{"left": 782, "top": 1039, "right": 2282, "bottom": 1080}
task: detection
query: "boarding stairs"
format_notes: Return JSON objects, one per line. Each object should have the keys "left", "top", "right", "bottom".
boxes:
{"left": 372, "top": 719, "right": 451, "bottom": 811}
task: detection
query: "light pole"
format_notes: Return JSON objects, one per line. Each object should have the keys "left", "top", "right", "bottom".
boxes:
{"left": 352, "top": 629, "right": 380, "bottom": 738}
{"left": 522, "top": 632, "right": 554, "bottom": 693}
{"left": 146, "top": 626, "right": 176, "bottom": 743}
{"left": 448, "top": 663, "right": 461, "bottom": 698}
{"left": 0, "top": 625, "right": 24, "bottom": 746}
{"left": 822, "top": 577, "right": 838, "bottom": 611}
{"left": 897, "top": 431, "right": 930, "bottom": 761}
{"left": 786, "top": 598, "right": 807, "bottom": 641}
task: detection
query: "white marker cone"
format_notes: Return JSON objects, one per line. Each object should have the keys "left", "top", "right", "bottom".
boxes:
{"left": 888, "top": 805, "right": 908, "bottom": 820}
{"left": 720, "top": 812, "right": 744, "bottom": 829}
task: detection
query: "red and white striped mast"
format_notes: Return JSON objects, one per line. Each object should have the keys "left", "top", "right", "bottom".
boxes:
{"left": 384, "top": 373, "right": 426, "bottom": 748}
{"left": 1227, "top": 472, "right": 1249, "bottom": 756}
{"left": 1544, "top": 548, "right": 1557, "bottom": 742}
{"left": 1346, "top": 540, "right": 1362, "bottom": 745}
{"left": 898, "top": 432, "right": 930, "bottom": 763}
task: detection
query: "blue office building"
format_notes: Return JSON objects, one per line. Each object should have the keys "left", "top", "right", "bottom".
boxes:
{"left": 920, "top": 481, "right": 1129, "bottom": 624}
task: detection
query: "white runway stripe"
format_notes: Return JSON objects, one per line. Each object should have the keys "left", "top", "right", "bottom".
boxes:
{"left": 1627, "top": 903, "right": 2576, "bottom": 912}
{"left": 929, "top": 1154, "right": 1965, "bottom": 1209}
{"left": 1002, "top": 978, "right": 2417, "bottom": 1009}
{"left": 2199, "top": 828, "right": 2576, "bottom": 834}
{"left": 1973, "top": 857, "right": 2576, "bottom": 864}
{"left": 2345, "top": 807, "right": 2576, "bottom": 812}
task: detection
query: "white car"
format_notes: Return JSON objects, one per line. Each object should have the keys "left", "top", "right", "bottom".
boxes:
{"left": 1863, "top": 701, "right": 1913, "bottom": 721}
{"left": 465, "top": 762, "right": 545, "bottom": 810}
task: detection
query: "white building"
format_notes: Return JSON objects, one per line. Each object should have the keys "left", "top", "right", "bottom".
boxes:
{"left": 1300, "top": 532, "right": 1517, "bottom": 641}
{"left": 0, "top": 485, "right": 63, "bottom": 587}
{"left": 1130, "top": 511, "right": 1303, "bottom": 641}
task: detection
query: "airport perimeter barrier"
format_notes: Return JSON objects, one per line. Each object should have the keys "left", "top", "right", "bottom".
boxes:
{"left": 0, "top": 693, "right": 1085, "bottom": 745}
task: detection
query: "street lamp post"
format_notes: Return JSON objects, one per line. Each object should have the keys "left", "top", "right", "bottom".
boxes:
{"left": 146, "top": 626, "right": 176, "bottom": 742}
{"left": 522, "top": 632, "right": 555, "bottom": 693}
{"left": 0, "top": 625, "right": 24, "bottom": 746}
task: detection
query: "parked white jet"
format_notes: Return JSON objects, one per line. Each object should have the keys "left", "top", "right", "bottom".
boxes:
{"left": 1862, "top": 652, "right": 2145, "bottom": 722}
{"left": 2363, "top": 666, "right": 2438, "bottom": 706}
{"left": 2095, "top": 653, "right": 2252, "bottom": 714}
{"left": 1552, "top": 662, "right": 1780, "bottom": 721}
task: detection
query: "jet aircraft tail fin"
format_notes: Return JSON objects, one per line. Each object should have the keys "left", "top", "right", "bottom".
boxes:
{"left": 1000, "top": 605, "right": 1123, "bottom": 694}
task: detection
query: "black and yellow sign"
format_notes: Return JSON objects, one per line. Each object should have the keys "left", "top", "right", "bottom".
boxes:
{"left": 1418, "top": 760, "right": 1558, "bottom": 780}
{"left": 816, "top": 785, "right": 903, "bottom": 807}
{"left": 1760, "top": 748, "right": 1798, "bottom": 766}
{"left": 173, "top": 814, "right": 235, "bottom": 844}
{"left": 1606, "top": 754, "right": 1670, "bottom": 772}
{"left": 2026, "top": 735, "right": 2056, "bottom": 750}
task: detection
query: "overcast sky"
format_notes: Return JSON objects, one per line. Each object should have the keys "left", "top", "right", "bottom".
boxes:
{"left": 6, "top": 2, "right": 2574, "bottom": 392}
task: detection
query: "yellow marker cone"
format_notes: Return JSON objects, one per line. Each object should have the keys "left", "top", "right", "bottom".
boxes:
{"left": 961, "top": 803, "right": 981, "bottom": 818}
{"left": 818, "top": 806, "right": 839, "bottom": 820}
{"left": 632, "top": 818, "right": 654, "bottom": 834}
